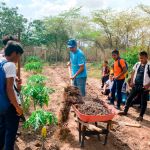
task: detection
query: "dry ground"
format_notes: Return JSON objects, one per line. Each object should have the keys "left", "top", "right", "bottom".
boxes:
{"left": 16, "top": 65, "right": 150, "bottom": 150}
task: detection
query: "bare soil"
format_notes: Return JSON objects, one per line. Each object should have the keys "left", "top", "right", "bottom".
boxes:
{"left": 15, "top": 65, "right": 150, "bottom": 150}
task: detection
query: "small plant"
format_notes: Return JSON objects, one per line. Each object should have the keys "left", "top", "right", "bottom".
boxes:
{"left": 26, "top": 56, "right": 42, "bottom": 63}
{"left": 27, "top": 74, "right": 47, "bottom": 86}
{"left": 23, "top": 109, "right": 57, "bottom": 130}
{"left": 22, "top": 84, "right": 52, "bottom": 110}
{"left": 24, "top": 62, "right": 43, "bottom": 73}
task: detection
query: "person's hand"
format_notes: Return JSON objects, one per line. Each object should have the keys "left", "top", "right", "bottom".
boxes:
{"left": 143, "top": 84, "right": 150, "bottom": 90}
{"left": 70, "top": 75, "right": 76, "bottom": 80}
{"left": 16, "top": 77, "right": 22, "bottom": 84}
{"left": 17, "top": 83, "right": 22, "bottom": 92}
{"left": 129, "top": 82, "right": 134, "bottom": 88}
{"left": 16, "top": 78, "right": 22, "bottom": 91}
{"left": 67, "top": 62, "right": 71, "bottom": 67}
{"left": 16, "top": 106, "right": 23, "bottom": 116}
{"left": 109, "top": 93, "right": 112, "bottom": 98}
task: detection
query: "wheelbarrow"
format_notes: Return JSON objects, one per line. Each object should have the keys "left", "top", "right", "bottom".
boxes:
{"left": 72, "top": 101, "right": 117, "bottom": 147}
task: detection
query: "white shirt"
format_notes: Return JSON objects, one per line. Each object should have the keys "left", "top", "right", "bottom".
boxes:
{"left": 0, "top": 59, "right": 21, "bottom": 104}
{"left": 133, "top": 62, "right": 150, "bottom": 89}
{"left": 106, "top": 79, "right": 114, "bottom": 90}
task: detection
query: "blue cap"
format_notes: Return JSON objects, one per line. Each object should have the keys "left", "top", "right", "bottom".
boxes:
{"left": 67, "top": 39, "right": 77, "bottom": 48}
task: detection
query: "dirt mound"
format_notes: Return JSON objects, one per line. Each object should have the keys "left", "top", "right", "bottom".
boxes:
{"left": 58, "top": 86, "right": 83, "bottom": 125}
{"left": 64, "top": 86, "right": 83, "bottom": 104}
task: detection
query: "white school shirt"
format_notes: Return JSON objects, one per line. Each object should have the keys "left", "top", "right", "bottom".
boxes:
{"left": 133, "top": 62, "right": 150, "bottom": 89}
{"left": 0, "top": 59, "right": 21, "bottom": 104}
{"left": 106, "top": 79, "right": 114, "bottom": 90}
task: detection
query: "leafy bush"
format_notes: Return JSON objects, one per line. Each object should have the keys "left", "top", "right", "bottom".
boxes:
{"left": 26, "top": 56, "right": 42, "bottom": 63}
{"left": 24, "top": 62, "right": 43, "bottom": 73}
{"left": 27, "top": 74, "right": 47, "bottom": 86}
{"left": 22, "top": 84, "right": 53, "bottom": 110}
{"left": 23, "top": 109, "right": 57, "bottom": 130}
{"left": 121, "top": 48, "right": 139, "bottom": 72}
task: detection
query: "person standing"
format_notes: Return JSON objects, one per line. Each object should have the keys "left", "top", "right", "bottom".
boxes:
{"left": 67, "top": 39, "right": 87, "bottom": 96}
{"left": 0, "top": 41, "right": 24, "bottom": 150}
{"left": 110, "top": 50, "right": 127, "bottom": 110}
{"left": 101, "top": 60, "right": 110, "bottom": 88}
{"left": 119, "top": 51, "right": 150, "bottom": 121}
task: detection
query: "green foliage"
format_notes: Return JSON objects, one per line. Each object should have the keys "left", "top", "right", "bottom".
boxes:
{"left": 24, "top": 62, "right": 43, "bottom": 73}
{"left": 23, "top": 109, "right": 57, "bottom": 130}
{"left": 27, "top": 74, "right": 47, "bottom": 86}
{"left": 121, "top": 48, "right": 139, "bottom": 72}
{"left": 26, "top": 56, "right": 42, "bottom": 63}
{"left": 22, "top": 84, "right": 51, "bottom": 110}
{"left": 0, "top": 2, "right": 27, "bottom": 47}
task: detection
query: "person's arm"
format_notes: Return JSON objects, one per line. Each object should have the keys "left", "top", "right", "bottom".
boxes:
{"left": 70, "top": 65, "right": 84, "bottom": 80}
{"left": 115, "top": 67, "right": 127, "bottom": 79}
{"left": 6, "top": 77, "right": 23, "bottom": 116}
{"left": 130, "top": 71, "right": 135, "bottom": 87}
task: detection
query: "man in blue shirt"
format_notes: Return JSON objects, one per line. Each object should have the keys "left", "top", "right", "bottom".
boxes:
{"left": 67, "top": 39, "right": 87, "bottom": 96}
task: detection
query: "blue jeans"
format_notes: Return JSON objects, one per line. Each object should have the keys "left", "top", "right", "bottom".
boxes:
{"left": 111, "top": 79, "right": 125, "bottom": 108}
{"left": 0, "top": 105, "right": 20, "bottom": 150}
{"left": 73, "top": 77, "right": 87, "bottom": 96}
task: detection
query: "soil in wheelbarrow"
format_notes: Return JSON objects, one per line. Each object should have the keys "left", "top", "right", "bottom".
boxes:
{"left": 77, "top": 100, "right": 110, "bottom": 115}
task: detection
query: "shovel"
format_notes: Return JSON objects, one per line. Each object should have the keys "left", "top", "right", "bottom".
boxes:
{"left": 68, "top": 65, "right": 73, "bottom": 86}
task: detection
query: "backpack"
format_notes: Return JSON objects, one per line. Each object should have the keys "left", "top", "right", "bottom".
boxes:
{"left": 118, "top": 58, "right": 128, "bottom": 71}
{"left": 0, "top": 61, "right": 11, "bottom": 114}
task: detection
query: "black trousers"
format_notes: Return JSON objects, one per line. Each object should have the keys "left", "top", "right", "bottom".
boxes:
{"left": 0, "top": 105, "right": 20, "bottom": 150}
{"left": 124, "top": 86, "right": 149, "bottom": 117}
{"left": 101, "top": 75, "right": 109, "bottom": 88}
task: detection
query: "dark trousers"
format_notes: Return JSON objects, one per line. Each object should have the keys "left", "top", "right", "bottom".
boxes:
{"left": 0, "top": 105, "right": 20, "bottom": 150}
{"left": 101, "top": 75, "right": 109, "bottom": 88}
{"left": 74, "top": 77, "right": 87, "bottom": 96}
{"left": 104, "top": 89, "right": 110, "bottom": 95}
{"left": 111, "top": 79, "right": 125, "bottom": 108}
{"left": 124, "top": 86, "right": 149, "bottom": 117}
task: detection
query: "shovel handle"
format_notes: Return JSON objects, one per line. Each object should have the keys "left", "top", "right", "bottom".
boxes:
{"left": 68, "top": 66, "right": 73, "bottom": 85}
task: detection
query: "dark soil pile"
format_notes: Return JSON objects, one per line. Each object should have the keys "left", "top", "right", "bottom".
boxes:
{"left": 58, "top": 86, "right": 83, "bottom": 125}
{"left": 77, "top": 100, "right": 110, "bottom": 115}
{"left": 64, "top": 86, "right": 83, "bottom": 104}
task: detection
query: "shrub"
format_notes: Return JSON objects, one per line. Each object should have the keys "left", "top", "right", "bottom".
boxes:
{"left": 23, "top": 109, "right": 57, "bottom": 130}
{"left": 27, "top": 74, "right": 47, "bottom": 86}
{"left": 24, "top": 62, "right": 43, "bottom": 73}
{"left": 26, "top": 56, "right": 42, "bottom": 63}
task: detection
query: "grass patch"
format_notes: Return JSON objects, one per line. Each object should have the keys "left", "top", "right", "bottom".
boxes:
{"left": 87, "top": 62, "right": 101, "bottom": 79}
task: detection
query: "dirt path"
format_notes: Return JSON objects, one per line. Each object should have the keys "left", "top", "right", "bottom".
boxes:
{"left": 16, "top": 65, "right": 150, "bottom": 150}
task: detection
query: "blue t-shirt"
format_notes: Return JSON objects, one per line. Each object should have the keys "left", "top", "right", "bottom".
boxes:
{"left": 70, "top": 49, "right": 87, "bottom": 78}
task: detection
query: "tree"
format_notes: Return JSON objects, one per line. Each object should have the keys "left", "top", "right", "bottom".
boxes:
{"left": 0, "top": 2, "right": 27, "bottom": 46}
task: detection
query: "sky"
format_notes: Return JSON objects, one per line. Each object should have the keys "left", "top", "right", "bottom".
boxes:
{"left": 0, "top": 0, "right": 150, "bottom": 19}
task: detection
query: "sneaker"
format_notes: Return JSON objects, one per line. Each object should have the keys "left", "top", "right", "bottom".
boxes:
{"left": 118, "top": 111, "right": 127, "bottom": 116}
{"left": 136, "top": 116, "right": 143, "bottom": 121}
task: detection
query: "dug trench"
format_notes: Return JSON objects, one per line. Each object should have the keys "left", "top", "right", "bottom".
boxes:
{"left": 16, "top": 65, "right": 150, "bottom": 150}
